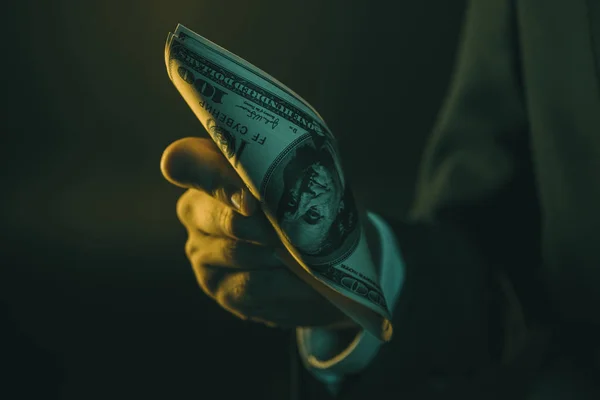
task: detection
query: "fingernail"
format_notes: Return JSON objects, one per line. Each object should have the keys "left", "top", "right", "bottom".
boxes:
{"left": 231, "top": 191, "right": 242, "bottom": 211}
{"left": 231, "top": 188, "right": 257, "bottom": 215}
{"left": 243, "top": 189, "right": 258, "bottom": 215}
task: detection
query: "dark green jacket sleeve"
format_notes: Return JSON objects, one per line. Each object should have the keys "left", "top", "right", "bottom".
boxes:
{"left": 301, "top": 0, "right": 541, "bottom": 398}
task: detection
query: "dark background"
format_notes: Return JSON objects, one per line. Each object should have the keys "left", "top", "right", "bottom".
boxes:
{"left": 1, "top": 0, "right": 466, "bottom": 398}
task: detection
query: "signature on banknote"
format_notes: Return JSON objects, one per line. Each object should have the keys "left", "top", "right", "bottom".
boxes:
{"left": 235, "top": 104, "right": 280, "bottom": 130}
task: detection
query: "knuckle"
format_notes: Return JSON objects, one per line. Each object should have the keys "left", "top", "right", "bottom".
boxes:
{"left": 210, "top": 181, "right": 227, "bottom": 202}
{"left": 176, "top": 190, "right": 195, "bottom": 225}
{"left": 219, "top": 273, "right": 254, "bottom": 313}
{"left": 190, "top": 257, "right": 223, "bottom": 299}
{"left": 198, "top": 270, "right": 222, "bottom": 299}
{"left": 221, "top": 238, "right": 242, "bottom": 265}
{"left": 184, "top": 237, "right": 221, "bottom": 298}
{"left": 222, "top": 272, "right": 275, "bottom": 318}
{"left": 184, "top": 237, "right": 196, "bottom": 260}
{"left": 218, "top": 205, "right": 238, "bottom": 238}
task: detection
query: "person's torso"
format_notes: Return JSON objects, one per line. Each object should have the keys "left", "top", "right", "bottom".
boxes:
{"left": 517, "top": 0, "right": 600, "bottom": 325}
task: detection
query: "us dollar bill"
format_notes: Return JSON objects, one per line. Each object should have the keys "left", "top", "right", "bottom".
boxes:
{"left": 165, "top": 24, "right": 392, "bottom": 341}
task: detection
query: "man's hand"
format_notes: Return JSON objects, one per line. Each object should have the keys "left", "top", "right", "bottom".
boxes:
{"left": 160, "top": 137, "right": 359, "bottom": 329}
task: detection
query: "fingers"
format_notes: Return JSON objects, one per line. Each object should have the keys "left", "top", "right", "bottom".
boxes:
{"left": 184, "top": 219, "right": 350, "bottom": 328}
{"left": 177, "top": 189, "right": 280, "bottom": 245}
{"left": 186, "top": 233, "right": 282, "bottom": 270}
{"left": 214, "top": 269, "right": 349, "bottom": 328}
{"left": 161, "top": 137, "right": 258, "bottom": 216}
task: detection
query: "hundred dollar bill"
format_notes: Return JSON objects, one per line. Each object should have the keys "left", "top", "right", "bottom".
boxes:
{"left": 165, "top": 24, "right": 392, "bottom": 341}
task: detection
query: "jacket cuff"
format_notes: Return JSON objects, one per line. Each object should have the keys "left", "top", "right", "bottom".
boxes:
{"left": 297, "top": 211, "right": 406, "bottom": 391}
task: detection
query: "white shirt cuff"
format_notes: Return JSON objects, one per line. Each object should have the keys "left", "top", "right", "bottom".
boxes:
{"left": 296, "top": 211, "right": 406, "bottom": 390}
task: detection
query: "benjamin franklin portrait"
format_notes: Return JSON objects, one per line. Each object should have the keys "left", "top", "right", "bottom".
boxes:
{"left": 275, "top": 139, "right": 358, "bottom": 262}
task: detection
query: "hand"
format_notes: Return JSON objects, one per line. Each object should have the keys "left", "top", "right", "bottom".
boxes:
{"left": 160, "top": 137, "right": 361, "bottom": 329}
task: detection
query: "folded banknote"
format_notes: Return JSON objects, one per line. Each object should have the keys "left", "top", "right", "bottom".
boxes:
{"left": 165, "top": 24, "right": 392, "bottom": 342}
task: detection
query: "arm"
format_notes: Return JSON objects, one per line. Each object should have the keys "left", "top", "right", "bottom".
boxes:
{"left": 298, "top": 0, "right": 536, "bottom": 397}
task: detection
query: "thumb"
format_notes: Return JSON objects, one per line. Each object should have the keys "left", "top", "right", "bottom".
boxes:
{"left": 160, "top": 137, "right": 258, "bottom": 216}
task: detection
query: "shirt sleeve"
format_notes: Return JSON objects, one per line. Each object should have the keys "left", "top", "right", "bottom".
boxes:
{"left": 296, "top": 211, "right": 406, "bottom": 394}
